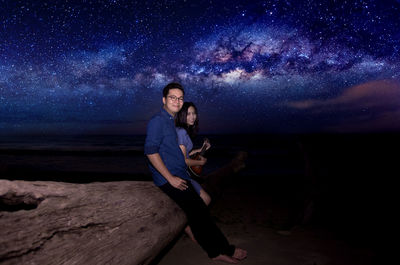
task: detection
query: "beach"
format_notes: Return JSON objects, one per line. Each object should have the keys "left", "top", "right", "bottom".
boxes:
{"left": 154, "top": 194, "right": 375, "bottom": 265}
{"left": 153, "top": 173, "right": 376, "bottom": 265}
{"left": 1, "top": 133, "right": 394, "bottom": 264}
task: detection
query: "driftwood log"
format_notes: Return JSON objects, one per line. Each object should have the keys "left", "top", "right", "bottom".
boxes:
{"left": 0, "top": 151, "right": 247, "bottom": 265}
{"left": 0, "top": 180, "right": 186, "bottom": 265}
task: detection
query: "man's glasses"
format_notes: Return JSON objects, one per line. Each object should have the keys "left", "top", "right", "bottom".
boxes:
{"left": 167, "top": 95, "right": 184, "bottom": 102}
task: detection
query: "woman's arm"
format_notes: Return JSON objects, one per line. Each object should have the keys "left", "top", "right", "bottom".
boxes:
{"left": 189, "top": 148, "right": 201, "bottom": 156}
{"left": 179, "top": 145, "right": 207, "bottom": 166}
{"left": 188, "top": 139, "right": 211, "bottom": 156}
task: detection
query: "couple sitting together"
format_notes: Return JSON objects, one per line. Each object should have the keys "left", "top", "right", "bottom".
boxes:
{"left": 144, "top": 82, "right": 247, "bottom": 263}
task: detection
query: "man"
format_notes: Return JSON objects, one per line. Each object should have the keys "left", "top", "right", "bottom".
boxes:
{"left": 144, "top": 82, "right": 247, "bottom": 263}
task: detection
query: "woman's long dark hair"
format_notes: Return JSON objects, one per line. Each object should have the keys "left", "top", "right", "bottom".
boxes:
{"left": 175, "top": 102, "right": 199, "bottom": 139}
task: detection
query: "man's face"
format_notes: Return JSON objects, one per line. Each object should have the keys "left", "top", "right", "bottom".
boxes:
{"left": 163, "top": 88, "right": 184, "bottom": 115}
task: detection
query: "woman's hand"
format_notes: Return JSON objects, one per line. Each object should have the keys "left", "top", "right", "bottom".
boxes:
{"left": 169, "top": 176, "right": 188, "bottom": 191}
{"left": 202, "top": 140, "right": 211, "bottom": 151}
{"left": 188, "top": 149, "right": 199, "bottom": 157}
{"left": 198, "top": 155, "right": 207, "bottom": 166}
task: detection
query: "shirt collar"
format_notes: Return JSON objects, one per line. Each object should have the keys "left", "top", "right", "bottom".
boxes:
{"left": 161, "top": 106, "right": 175, "bottom": 120}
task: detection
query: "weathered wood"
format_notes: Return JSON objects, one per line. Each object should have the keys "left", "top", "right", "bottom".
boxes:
{"left": 0, "top": 152, "right": 248, "bottom": 265}
{"left": 0, "top": 180, "right": 186, "bottom": 265}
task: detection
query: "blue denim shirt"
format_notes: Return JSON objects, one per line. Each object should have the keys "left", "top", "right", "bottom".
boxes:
{"left": 144, "top": 107, "right": 190, "bottom": 186}
{"left": 176, "top": 127, "right": 193, "bottom": 158}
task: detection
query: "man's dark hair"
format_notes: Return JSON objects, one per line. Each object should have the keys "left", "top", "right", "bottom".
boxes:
{"left": 163, "top": 82, "right": 184, "bottom": 97}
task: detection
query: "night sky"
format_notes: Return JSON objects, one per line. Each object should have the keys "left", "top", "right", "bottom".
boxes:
{"left": 1, "top": 0, "right": 400, "bottom": 135}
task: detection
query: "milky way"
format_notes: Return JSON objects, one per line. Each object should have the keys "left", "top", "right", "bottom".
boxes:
{"left": 1, "top": 0, "right": 400, "bottom": 135}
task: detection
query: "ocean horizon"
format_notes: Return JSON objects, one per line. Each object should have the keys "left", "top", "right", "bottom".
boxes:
{"left": 1, "top": 132, "right": 397, "bottom": 185}
{"left": 0, "top": 133, "right": 306, "bottom": 183}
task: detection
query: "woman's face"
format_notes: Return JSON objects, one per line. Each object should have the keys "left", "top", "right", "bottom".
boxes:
{"left": 186, "top": 106, "right": 197, "bottom": 126}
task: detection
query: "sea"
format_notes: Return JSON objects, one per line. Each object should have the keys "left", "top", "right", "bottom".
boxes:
{"left": 0, "top": 134, "right": 307, "bottom": 182}
{"left": 1, "top": 132, "right": 397, "bottom": 187}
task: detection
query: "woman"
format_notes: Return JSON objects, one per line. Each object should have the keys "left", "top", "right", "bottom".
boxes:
{"left": 175, "top": 102, "right": 212, "bottom": 242}
{"left": 175, "top": 102, "right": 212, "bottom": 205}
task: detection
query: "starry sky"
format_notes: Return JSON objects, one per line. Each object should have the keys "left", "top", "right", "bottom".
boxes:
{"left": 1, "top": 0, "right": 400, "bottom": 135}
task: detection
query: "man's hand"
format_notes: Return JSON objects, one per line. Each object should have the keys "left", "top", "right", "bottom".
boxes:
{"left": 169, "top": 176, "right": 188, "bottom": 190}
{"left": 147, "top": 153, "right": 188, "bottom": 190}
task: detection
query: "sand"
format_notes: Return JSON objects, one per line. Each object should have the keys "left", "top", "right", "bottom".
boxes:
{"left": 153, "top": 182, "right": 376, "bottom": 265}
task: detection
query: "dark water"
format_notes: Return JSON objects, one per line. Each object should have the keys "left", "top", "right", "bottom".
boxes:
{"left": 0, "top": 134, "right": 304, "bottom": 182}
{"left": 1, "top": 133, "right": 397, "bottom": 252}
{"left": 0, "top": 132, "right": 397, "bottom": 194}
{"left": 0, "top": 135, "right": 148, "bottom": 182}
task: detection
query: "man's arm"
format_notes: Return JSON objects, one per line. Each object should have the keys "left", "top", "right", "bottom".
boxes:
{"left": 147, "top": 153, "right": 188, "bottom": 191}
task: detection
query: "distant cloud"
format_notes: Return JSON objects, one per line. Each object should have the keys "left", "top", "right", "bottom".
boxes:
{"left": 287, "top": 79, "right": 400, "bottom": 110}
{"left": 286, "top": 79, "right": 400, "bottom": 132}
{"left": 325, "top": 108, "right": 400, "bottom": 133}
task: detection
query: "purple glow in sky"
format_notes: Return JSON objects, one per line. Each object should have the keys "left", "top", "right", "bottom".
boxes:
{"left": 1, "top": 0, "right": 400, "bottom": 135}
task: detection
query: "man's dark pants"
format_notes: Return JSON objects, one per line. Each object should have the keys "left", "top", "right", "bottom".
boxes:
{"left": 159, "top": 182, "right": 235, "bottom": 258}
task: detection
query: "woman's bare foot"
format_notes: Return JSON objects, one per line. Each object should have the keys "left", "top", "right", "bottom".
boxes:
{"left": 184, "top": 226, "right": 197, "bottom": 243}
{"left": 232, "top": 248, "right": 247, "bottom": 260}
{"left": 212, "top": 254, "right": 239, "bottom": 264}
